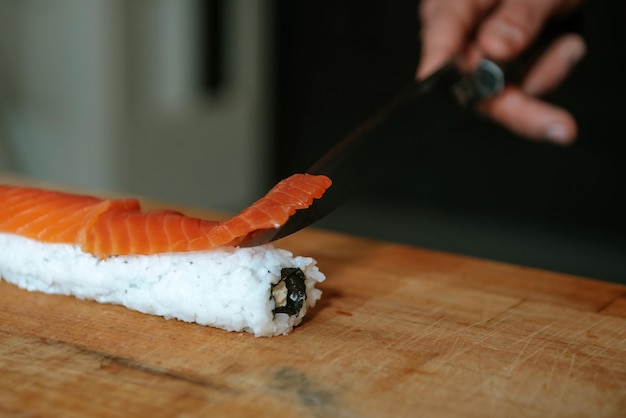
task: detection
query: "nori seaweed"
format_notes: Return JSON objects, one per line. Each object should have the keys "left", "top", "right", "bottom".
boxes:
{"left": 272, "top": 268, "right": 307, "bottom": 316}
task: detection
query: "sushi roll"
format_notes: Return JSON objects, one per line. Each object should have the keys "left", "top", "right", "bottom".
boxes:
{"left": 0, "top": 174, "right": 331, "bottom": 337}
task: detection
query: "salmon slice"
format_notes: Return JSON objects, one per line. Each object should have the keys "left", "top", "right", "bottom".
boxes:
{"left": 0, "top": 174, "right": 332, "bottom": 257}
{"left": 0, "top": 185, "right": 140, "bottom": 245}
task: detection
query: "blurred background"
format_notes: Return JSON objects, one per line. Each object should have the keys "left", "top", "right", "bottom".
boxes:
{"left": 0, "top": 0, "right": 624, "bottom": 284}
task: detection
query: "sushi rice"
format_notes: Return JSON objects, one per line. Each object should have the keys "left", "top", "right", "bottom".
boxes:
{"left": 0, "top": 232, "right": 325, "bottom": 337}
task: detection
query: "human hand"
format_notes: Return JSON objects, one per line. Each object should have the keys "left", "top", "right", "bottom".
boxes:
{"left": 416, "top": 0, "right": 586, "bottom": 145}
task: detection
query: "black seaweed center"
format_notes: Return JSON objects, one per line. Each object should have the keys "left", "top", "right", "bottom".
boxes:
{"left": 272, "top": 268, "right": 307, "bottom": 316}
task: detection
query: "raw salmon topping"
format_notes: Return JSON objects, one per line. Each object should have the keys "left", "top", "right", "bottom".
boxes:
{"left": 0, "top": 173, "right": 332, "bottom": 257}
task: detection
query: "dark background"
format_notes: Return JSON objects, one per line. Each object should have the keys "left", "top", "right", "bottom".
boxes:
{"left": 267, "top": 1, "right": 625, "bottom": 283}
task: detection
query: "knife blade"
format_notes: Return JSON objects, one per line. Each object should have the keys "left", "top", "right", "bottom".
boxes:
{"left": 238, "top": 58, "right": 505, "bottom": 247}
{"left": 238, "top": 13, "right": 581, "bottom": 247}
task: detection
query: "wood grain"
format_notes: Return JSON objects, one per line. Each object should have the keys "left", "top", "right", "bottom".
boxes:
{"left": 0, "top": 175, "right": 625, "bottom": 417}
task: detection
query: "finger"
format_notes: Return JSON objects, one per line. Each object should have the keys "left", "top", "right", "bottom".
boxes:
{"left": 416, "top": 0, "right": 494, "bottom": 79}
{"left": 477, "top": 0, "right": 580, "bottom": 61}
{"left": 479, "top": 86, "right": 577, "bottom": 145}
{"left": 522, "top": 34, "right": 586, "bottom": 96}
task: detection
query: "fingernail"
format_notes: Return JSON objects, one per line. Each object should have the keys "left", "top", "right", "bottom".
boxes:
{"left": 567, "top": 40, "right": 586, "bottom": 65}
{"left": 544, "top": 124, "right": 571, "bottom": 145}
{"left": 494, "top": 21, "right": 524, "bottom": 43}
{"left": 487, "top": 22, "right": 525, "bottom": 55}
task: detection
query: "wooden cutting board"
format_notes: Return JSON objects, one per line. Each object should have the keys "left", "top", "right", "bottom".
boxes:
{"left": 0, "top": 175, "right": 625, "bottom": 417}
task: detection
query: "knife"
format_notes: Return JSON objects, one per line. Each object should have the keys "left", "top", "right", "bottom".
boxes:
{"left": 238, "top": 58, "right": 504, "bottom": 247}
{"left": 240, "top": 16, "right": 582, "bottom": 247}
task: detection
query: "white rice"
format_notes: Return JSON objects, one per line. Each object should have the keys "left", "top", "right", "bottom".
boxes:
{"left": 0, "top": 232, "right": 325, "bottom": 337}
